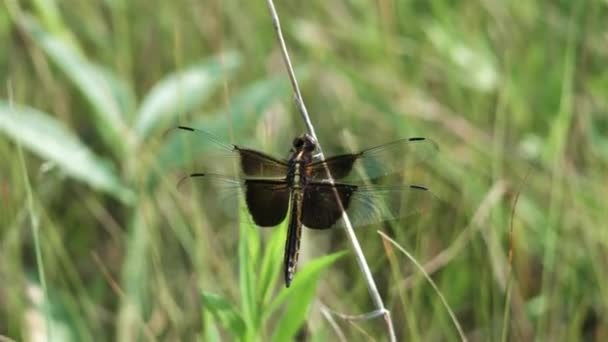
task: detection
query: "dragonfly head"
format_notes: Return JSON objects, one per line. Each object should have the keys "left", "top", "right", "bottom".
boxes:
{"left": 292, "top": 133, "right": 317, "bottom": 153}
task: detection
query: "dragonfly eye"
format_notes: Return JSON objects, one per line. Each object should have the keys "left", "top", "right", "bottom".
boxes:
{"left": 293, "top": 137, "right": 304, "bottom": 148}
{"left": 302, "top": 134, "right": 317, "bottom": 152}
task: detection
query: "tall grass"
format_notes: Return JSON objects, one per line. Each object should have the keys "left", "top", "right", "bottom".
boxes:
{"left": 1, "top": 0, "right": 607, "bottom": 341}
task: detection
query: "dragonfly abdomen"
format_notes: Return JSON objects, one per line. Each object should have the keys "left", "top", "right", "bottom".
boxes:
{"left": 284, "top": 189, "right": 303, "bottom": 287}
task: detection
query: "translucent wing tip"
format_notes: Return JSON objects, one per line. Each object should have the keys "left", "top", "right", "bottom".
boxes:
{"left": 177, "top": 172, "right": 206, "bottom": 190}
{"left": 410, "top": 184, "right": 429, "bottom": 191}
{"left": 177, "top": 125, "right": 195, "bottom": 131}
{"left": 162, "top": 125, "right": 194, "bottom": 140}
{"left": 408, "top": 137, "right": 440, "bottom": 153}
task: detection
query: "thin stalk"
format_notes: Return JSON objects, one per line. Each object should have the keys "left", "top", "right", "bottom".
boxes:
{"left": 263, "top": 2, "right": 396, "bottom": 341}
{"left": 9, "top": 82, "right": 51, "bottom": 340}
{"left": 379, "top": 232, "right": 466, "bottom": 341}
{"left": 501, "top": 170, "right": 530, "bottom": 342}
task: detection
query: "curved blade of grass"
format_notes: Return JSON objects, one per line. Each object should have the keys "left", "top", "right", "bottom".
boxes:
{"left": 134, "top": 52, "right": 241, "bottom": 139}
{"left": 0, "top": 102, "right": 134, "bottom": 204}
{"left": 20, "top": 16, "right": 134, "bottom": 154}
{"left": 18, "top": 140, "right": 50, "bottom": 340}
{"left": 268, "top": 251, "right": 346, "bottom": 342}
{"left": 201, "top": 292, "right": 247, "bottom": 338}
{"left": 378, "top": 231, "right": 466, "bottom": 341}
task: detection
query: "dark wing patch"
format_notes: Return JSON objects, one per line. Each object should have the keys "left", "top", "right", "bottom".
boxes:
{"left": 306, "top": 154, "right": 359, "bottom": 180}
{"left": 300, "top": 182, "right": 435, "bottom": 230}
{"left": 301, "top": 182, "right": 357, "bottom": 229}
{"left": 237, "top": 148, "right": 290, "bottom": 177}
{"left": 244, "top": 179, "right": 290, "bottom": 227}
{"left": 179, "top": 174, "right": 289, "bottom": 227}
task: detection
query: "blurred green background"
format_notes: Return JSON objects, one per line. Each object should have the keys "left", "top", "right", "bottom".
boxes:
{"left": 1, "top": 0, "right": 608, "bottom": 341}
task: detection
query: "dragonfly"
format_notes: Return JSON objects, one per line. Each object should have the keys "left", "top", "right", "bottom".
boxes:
{"left": 171, "top": 126, "right": 438, "bottom": 287}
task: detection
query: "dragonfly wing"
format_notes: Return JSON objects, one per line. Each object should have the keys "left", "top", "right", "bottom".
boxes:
{"left": 301, "top": 181, "right": 435, "bottom": 230}
{"left": 163, "top": 126, "right": 290, "bottom": 177}
{"left": 179, "top": 173, "right": 290, "bottom": 227}
{"left": 301, "top": 182, "right": 357, "bottom": 229}
{"left": 243, "top": 178, "right": 290, "bottom": 227}
{"left": 307, "top": 137, "right": 438, "bottom": 183}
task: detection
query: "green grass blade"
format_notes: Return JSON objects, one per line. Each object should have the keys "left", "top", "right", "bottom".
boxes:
{"left": 19, "top": 16, "right": 134, "bottom": 154}
{"left": 134, "top": 52, "right": 241, "bottom": 139}
{"left": 201, "top": 292, "right": 247, "bottom": 338}
{"left": 202, "top": 310, "right": 222, "bottom": 342}
{"left": 269, "top": 251, "right": 346, "bottom": 342}
{"left": 258, "top": 227, "right": 285, "bottom": 306}
{"left": 238, "top": 201, "right": 258, "bottom": 340}
{"left": 30, "top": 0, "right": 71, "bottom": 41}
{"left": 17, "top": 140, "right": 51, "bottom": 340}
{"left": 541, "top": 2, "right": 582, "bottom": 164}
{"left": 25, "top": 279, "right": 78, "bottom": 342}
{"left": 0, "top": 102, "right": 134, "bottom": 204}
{"left": 116, "top": 205, "right": 151, "bottom": 341}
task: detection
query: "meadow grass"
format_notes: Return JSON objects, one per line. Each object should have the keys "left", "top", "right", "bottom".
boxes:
{"left": 1, "top": 1, "right": 607, "bottom": 341}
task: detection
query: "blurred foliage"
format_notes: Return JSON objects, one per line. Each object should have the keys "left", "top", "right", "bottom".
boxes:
{"left": 1, "top": 0, "right": 608, "bottom": 341}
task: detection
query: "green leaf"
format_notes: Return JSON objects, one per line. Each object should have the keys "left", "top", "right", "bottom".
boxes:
{"left": 202, "top": 311, "right": 222, "bottom": 342}
{"left": 0, "top": 102, "right": 135, "bottom": 204}
{"left": 20, "top": 16, "right": 134, "bottom": 154}
{"left": 201, "top": 292, "right": 247, "bottom": 338}
{"left": 134, "top": 52, "right": 241, "bottom": 139}
{"left": 239, "top": 199, "right": 258, "bottom": 337}
{"left": 258, "top": 227, "right": 286, "bottom": 306}
{"left": 25, "top": 277, "right": 81, "bottom": 342}
{"left": 269, "top": 251, "right": 346, "bottom": 342}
